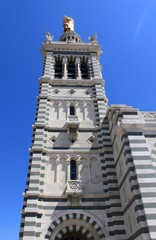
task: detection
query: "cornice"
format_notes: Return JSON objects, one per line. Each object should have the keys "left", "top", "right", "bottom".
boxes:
{"left": 39, "top": 76, "right": 104, "bottom": 86}
{"left": 41, "top": 41, "right": 101, "bottom": 58}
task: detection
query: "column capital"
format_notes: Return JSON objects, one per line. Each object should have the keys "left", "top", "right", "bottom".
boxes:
{"left": 66, "top": 101, "right": 70, "bottom": 106}
{"left": 56, "top": 155, "right": 60, "bottom": 165}
{"left": 62, "top": 56, "right": 68, "bottom": 63}
{"left": 66, "top": 155, "right": 71, "bottom": 162}
{"left": 76, "top": 155, "right": 81, "bottom": 162}
{"left": 58, "top": 101, "right": 62, "bottom": 106}
{"left": 75, "top": 57, "right": 81, "bottom": 64}
{"left": 66, "top": 160, "right": 70, "bottom": 165}
{"left": 56, "top": 159, "right": 60, "bottom": 165}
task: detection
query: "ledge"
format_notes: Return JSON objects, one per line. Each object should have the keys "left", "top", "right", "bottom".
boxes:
{"left": 39, "top": 77, "right": 104, "bottom": 86}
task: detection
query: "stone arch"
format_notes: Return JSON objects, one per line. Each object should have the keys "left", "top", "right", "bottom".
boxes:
{"left": 68, "top": 154, "right": 79, "bottom": 161}
{"left": 45, "top": 210, "right": 106, "bottom": 240}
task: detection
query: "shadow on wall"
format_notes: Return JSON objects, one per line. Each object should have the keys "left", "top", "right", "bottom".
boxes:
{"left": 50, "top": 124, "right": 97, "bottom": 150}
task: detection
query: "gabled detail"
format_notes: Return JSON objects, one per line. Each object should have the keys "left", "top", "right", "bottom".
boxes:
{"left": 49, "top": 136, "right": 56, "bottom": 144}
{"left": 85, "top": 89, "right": 90, "bottom": 95}
{"left": 87, "top": 135, "right": 96, "bottom": 144}
{"left": 69, "top": 138, "right": 78, "bottom": 144}
{"left": 70, "top": 139, "right": 76, "bottom": 144}
{"left": 53, "top": 89, "right": 60, "bottom": 94}
{"left": 68, "top": 89, "right": 76, "bottom": 95}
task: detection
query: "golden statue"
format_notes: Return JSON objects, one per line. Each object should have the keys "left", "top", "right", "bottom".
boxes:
{"left": 63, "top": 16, "right": 74, "bottom": 32}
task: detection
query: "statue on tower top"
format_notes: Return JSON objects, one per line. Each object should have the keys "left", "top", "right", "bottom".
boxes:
{"left": 63, "top": 16, "right": 74, "bottom": 32}
{"left": 89, "top": 33, "right": 98, "bottom": 44}
{"left": 44, "top": 32, "right": 54, "bottom": 44}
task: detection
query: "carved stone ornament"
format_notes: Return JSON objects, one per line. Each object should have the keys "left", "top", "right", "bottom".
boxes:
{"left": 70, "top": 181, "right": 79, "bottom": 189}
{"left": 45, "top": 32, "right": 54, "bottom": 44}
{"left": 89, "top": 33, "right": 98, "bottom": 43}
{"left": 142, "top": 112, "right": 156, "bottom": 119}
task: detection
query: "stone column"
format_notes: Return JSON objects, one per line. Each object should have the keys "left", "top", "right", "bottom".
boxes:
{"left": 75, "top": 57, "right": 81, "bottom": 79}
{"left": 88, "top": 160, "right": 91, "bottom": 182}
{"left": 83, "top": 102, "right": 87, "bottom": 120}
{"left": 77, "top": 156, "right": 82, "bottom": 180}
{"left": 57, "top": 101, "right": 62, "bottom": 120}
{"left": 75, "top": 102, "right": 78, "bottom": 116}
{"left": 56, "top": 156, "right": 60, "bottom": 183}
{"left": 62, "top": 56, "right": 68, "bottom": 79}
{"left": 66, "top": 156, "right": 71, "bottom": 181}
{"left": 66, "top": 101, "right": 70, "bottom": 120}
{"left": 64, "top": 101, "right": 68, "bottom": 120}
{"left": 59, "top": 102, "right": 66, "bottom": 120}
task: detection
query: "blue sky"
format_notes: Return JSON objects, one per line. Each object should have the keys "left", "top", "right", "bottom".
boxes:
{"left": 0, "top": 0, "right": 156, "bottom": 239}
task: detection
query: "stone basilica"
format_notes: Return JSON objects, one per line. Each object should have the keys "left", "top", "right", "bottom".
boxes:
{"left": 19, "top": 16, "right": 156, "bottom": 240}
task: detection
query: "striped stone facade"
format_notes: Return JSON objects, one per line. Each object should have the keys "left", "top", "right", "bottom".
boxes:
{"left": 19, "top": 24, "right": 156, "bottom": 240}
{"left": 106, "top": 106, "right": 156, "bottom": 239}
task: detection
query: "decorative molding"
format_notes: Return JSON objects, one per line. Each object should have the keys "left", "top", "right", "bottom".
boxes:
{"left": 142, "top": 112, "right": 156, "bottom": 119}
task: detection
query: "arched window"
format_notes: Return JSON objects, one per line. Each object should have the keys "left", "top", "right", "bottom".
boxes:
{"left": 54, "top": 58, "right": 63, "bottom": 79}
{"left": 68, "top": 61, "right": 76, "bottom": 79}
{"left": 70, "top": 160, "right": 77, "bottom": 180}
{"left": 70, "top": 105, "right": 75, "bottom": 115}
{"left": 80, "top": 62, "right": 89, "bottom": 79}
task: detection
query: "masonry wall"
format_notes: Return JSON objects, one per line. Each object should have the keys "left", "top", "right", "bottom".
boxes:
{"left": 106, "top": 106, "right": 156, "bottom": 240}
{"left": 19, "top": 38, "right": 156, "bottom": 240}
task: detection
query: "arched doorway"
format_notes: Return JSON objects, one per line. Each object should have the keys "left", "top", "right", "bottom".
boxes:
{"left": 46, "top": 210, "right": 106, "bottom": 240}
{"left": 60, "top": 232, "right": 87, "bottom": 240}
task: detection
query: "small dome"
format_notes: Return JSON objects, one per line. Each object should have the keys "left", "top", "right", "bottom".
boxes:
{"left": 59, "top": 30, "right": 82, "bottom": 43}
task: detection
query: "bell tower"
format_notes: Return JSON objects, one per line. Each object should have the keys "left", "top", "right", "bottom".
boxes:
{"left": 19, "top": 16, "right": 129, "bottom": 240}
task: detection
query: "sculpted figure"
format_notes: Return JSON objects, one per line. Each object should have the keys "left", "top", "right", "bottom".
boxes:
{"left": 63, "top": 16, "right": 74, "bottom": 32}
{"left": 89, "top": 33, "right": 98, "bottom": 43}
{"left": 45, "top": 32, "right": 54, "bottom": 44}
